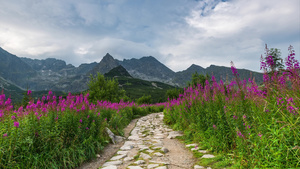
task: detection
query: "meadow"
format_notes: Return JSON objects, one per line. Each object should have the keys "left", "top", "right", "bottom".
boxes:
{"left": 0, "top": 91, "right": 164, "bottom": 168}
{"left": 164, "top": 46, "right": 299, "bottom": 168}
{"left": 0, "top": 46, "right": 299, "bottom": 168}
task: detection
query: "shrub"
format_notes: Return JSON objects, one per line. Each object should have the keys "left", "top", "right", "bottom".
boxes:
{"left": 88, "top": 73, "right": 126, "bottom": 103}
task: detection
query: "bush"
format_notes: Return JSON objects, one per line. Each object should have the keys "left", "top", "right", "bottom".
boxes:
{"left": 136, "top": 95, "right": 152, "bottom": 105}
{"left": 166, "top": 88, "right": 184, "bottom": 100}
{"left": 88, "top": 73, "right": 126, "bottom": 103}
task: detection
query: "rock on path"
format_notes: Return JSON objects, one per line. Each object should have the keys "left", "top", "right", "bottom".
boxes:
{"left": 100, "top": 112, "right": 197, "bottom": 169}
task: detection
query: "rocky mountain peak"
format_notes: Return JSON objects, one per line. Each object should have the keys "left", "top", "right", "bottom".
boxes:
{"left": 88, "top": 53, "right": 120, "bottom": 75}
{"left": 103, "top": 53, "right": 114, "bottom": 60}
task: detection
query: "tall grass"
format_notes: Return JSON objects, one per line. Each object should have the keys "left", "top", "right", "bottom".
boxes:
{"left": 0, "top": 91, "right": 165, "bottom": 168}
{"left": 164, "top": 46, "right": 300, "bottom": 168}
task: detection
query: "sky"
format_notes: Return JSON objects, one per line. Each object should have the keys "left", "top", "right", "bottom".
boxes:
{"left": 0, "top": 0, "right": 299, "bottom": 72}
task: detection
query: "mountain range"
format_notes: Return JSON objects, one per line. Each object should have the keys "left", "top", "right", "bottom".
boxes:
{"left": 0, "top": 47, "right": 263, "bottom": 94}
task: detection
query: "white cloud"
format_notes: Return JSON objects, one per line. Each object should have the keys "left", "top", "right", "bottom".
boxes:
{"left": 0, "top": 0, "right": 298, "bottom": 72}
{"left": 160, "top": 0, "right": 300, "bottom": 72}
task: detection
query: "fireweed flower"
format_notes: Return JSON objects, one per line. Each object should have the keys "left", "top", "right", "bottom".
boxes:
{"left": 3, "top": 133, "right": 7, "bottom": 138}
{"left": 14, "top": 121, "right": 19, "bottom": 128}
{"left": 266, "top": 55, "right": 275, "bottom": 68}
{"left": 213, "top": 124, "right": 217, "bottom": 130}
{"left": 11, "top": 115, "right": 16, "bottom": 120}
{"left": 79, "top": 119, "right": 82, "bottom": 123}
{"left": 27, "top": 90, "right": 32, "bottom": 95}
{"left": 258, "top": 133, "right": 262, "bottom": 138}
{"left": 230, "top": 61, "right": 239, "bottom": 76}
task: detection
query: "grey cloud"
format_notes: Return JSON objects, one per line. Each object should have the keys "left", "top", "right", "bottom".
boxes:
{"left": 0, "top": 0, "right": 298, "bottom": 72}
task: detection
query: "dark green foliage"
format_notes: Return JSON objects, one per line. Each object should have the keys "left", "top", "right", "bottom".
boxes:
{"left": 137, "top": 95, "right": 152, "bottom": 104}
{"left": 166, "top": 88, "right": 184, "bottom": 100}
{"left": 88, "top": 73, "right": 126, "bottom": 103}
{"left": 188, "top": 72, "right": 210, "bottom": 87}
{"left": 115, "top": 77, "right": 175, "bottom": 103}
{"left": 268, "top": 48, "right": 284, "bottom": 71}
{"left": 104, "top": 65, "right": 132, "bottom": 78}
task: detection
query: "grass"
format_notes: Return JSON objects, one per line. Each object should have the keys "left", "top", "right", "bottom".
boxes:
{"left": 163, "top": 49, "right": 300, "bottom": 168}
{"left": 0, "top": 91, "right": 166, "bottom": 168}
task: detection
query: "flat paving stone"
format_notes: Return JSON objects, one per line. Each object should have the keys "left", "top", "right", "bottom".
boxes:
{"left": 186, "top": 144, "right": 198, "bottom": 147}
{"left": 101, "top": 165, "right": 118, "bottom": 169}
{"left": 117, "top": 151, "right": 129, "bottom": 155}
{"left": 128, "top": 135, "right": 141, "bottom": 141}
{"left": 134, "top": 160, "right": 146, "bottom": 165}
{"left": 110, "top": 154, "right": 126, "bottom": 161}
{"left": 140, "top": 152, "right": 152, "bottom": 160}
{"left": 102, "top": 160, "right": 122, "bottom": 167}
{"left": 191, "top": 147, "right": 199, "bottom": 151}
{"left": 194, "top": 165, "right": 205, "bottom": 169}
{"left": 202, "top": 154, "right": 215, "bottom": 158}
{"left": 124, "top": 156, "right": 134, "bottom": 162}
{"left": 147, "top": 164, "right": 159, "bottom": 168}
{"left": 198, "top": 150, "right": 208, "bottom": 153}
{"left": 154, "top": 152, "right": 164, "bottom": 157}
{"left": 155, "top": 166, "right": 168, "bottom": 169}
{"left": 127, "top": 166, "right": 144, "bottom": 169}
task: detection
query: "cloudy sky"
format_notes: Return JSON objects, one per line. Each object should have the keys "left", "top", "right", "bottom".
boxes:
{"left": 0, "top": 0, "right": 299, "bottom": 72}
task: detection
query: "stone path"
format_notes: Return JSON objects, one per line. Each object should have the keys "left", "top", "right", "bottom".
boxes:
{"left": 100, "top": 112, "right": 216, "bottom": 169}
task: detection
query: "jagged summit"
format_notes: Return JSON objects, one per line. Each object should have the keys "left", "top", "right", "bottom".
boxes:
{"left": 89, "top": 53, "right": 120, "bottom": 75}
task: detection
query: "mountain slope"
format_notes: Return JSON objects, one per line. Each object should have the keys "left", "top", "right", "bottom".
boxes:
{"left": 120, "top": 56, "right": 176, "bottom": 85}
{"left": 174, "top": 64, "right": 206, "bottom": 86}
{"left": 0, "top": 47, "right": 37, "bottom": 88}
{"left": 0, "top": 47, "right": 263, "bottom": 93}
{"left": 0, "top": 76, "right": 24, "bottom": 103}
{"left": 174, "top": 64, "right": 263, "bottom": 86}
{"left": 89, "top": 53, "right": 120, "bottom": 75}
{"left": 103, "top": 67, "right": 175, "bottom": 103}
{"left": 104, "top": 65, "right": 132, "bottom": 78}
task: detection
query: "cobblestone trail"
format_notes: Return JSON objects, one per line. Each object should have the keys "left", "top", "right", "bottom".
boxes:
{"left": 100, "top": 112, "right": 215, "bottom": 169}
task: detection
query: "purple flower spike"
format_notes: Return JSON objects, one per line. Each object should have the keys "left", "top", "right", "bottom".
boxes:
{"left": 14, "top": 121, "right": 19, "bottom": 128}
{"left": 230, "top": 61, "right": 239, "bottom": 76}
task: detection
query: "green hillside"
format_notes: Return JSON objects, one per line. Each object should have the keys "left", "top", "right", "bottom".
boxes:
{"left": 117, "top": 76, "right": 175, "bottom": 103}
{"left": 104, "top": 65, "right": 176, "bottom": 103}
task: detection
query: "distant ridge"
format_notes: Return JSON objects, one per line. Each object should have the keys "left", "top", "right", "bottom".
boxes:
{"left": 0, "top": 47, "right": 263, "bottom": 93}
{"left": 119, "top": 56, "right": 176, "bottom": 85}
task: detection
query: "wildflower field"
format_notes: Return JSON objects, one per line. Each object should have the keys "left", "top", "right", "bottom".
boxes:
{"left": 0, "top": 90, "right": 164, "bottom": 168}
{"left": 0, "top": 45, "right": 299, "bottom": 168}
{"left": 164, "top": 46, "right": 299, "bottom": 168}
